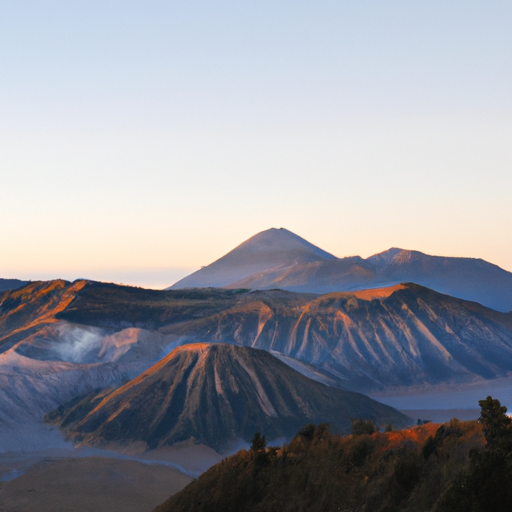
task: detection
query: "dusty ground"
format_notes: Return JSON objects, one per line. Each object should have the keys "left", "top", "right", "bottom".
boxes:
{"left": 0, "top": 456, "right": 193, "bottom": 512}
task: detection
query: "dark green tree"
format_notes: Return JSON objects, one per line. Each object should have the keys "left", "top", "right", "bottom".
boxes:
{"left": 297, "top": 423, "right": 316, "bottom": 441}
{"left": 437, "top": 397, "right": 512, "bottom": 512}
{"left": 351, "top": 418, "right": 377, "bottom": 436}
{"left": 250, "top": 431, "right": 267, "bottom": 452}
{"left": 478, "top": 395, "right": 512, "bottom": 449}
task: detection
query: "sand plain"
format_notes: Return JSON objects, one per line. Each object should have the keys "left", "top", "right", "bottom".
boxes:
{"left": 0, "top": 456, "right": 193, "bottom": 512}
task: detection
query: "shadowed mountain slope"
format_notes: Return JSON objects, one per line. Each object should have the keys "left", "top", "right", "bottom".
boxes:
{"left": 49, "top": 344, "right": 409, "bottom": 450}
{"left": 170, "top": 229, "right": 512, "bottom": 312}
{"left": 0, "top": 351, "right": 123, "bottom": 425}
{"left": 0, "top": 278, "right": 29, "bottom": 293}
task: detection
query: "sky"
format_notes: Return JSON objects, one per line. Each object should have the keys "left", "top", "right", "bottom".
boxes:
{"left": 1, "top": 1, "right": 511, "bottom": 289}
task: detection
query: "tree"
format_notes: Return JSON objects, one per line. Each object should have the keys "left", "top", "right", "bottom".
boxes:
{"left": 351, "top": 418, "right": 377, "bottom": 436}
{"left": 297, "top": 423, "right": 316, "bottom": 441}
{"left": 437, "top": 397, "right": 512, "bottom": 512}
{"left": 250, "top": 431, "right": 267, "bottom": 452}
{"left": 478, "top": 396, "right": 512, "bottom": 449}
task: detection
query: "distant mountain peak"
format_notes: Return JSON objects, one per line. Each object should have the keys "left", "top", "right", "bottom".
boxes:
{"left": 167, "top": 229, "right": 512, "bottom": 312}
{"left": 366, "top": 248, "right": 406, "bottom": 267}
{"left": 228, "top": 227, "right": 336, "bottom": 260}
{"left": 170, "top": 228, "right": 335, "bottom": 289}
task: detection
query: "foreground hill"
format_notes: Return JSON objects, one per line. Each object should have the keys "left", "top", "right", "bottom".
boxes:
{"left": 154, "top": 420, "right": 488, "bottom": 512}
{"left": 155, "top": 396, "right": 512, "bottom": 512}
{"left": 48, "top": 344, "right": 408, "bottom": 450}
{"left": 170, "top": 228, "right": 512, "bottom": 312}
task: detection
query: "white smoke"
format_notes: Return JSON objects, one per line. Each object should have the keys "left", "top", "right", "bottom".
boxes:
{"left": 53, "top": 324, "right": 104, "bottom": 363}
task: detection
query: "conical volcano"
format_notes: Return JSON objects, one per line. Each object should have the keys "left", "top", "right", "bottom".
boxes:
{"left": 51, "top": 343, "right": 409, "bottom": 450}
{"left": 170, "top": 228, "right": 335, "bottom": 289}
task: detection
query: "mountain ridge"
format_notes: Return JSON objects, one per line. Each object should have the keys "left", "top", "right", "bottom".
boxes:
{"left": 0, "top": 278, "right": 30, "bottom": 293}
{"left": 170, "top": 228, "right": 512, "bottom": 312}
{"left": 162, "top": 283, "right": 512, "bottom": 391}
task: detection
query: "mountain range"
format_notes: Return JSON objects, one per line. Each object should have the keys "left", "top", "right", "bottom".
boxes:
{"left": 0, "top": 280, "right": 410, "bottom": 449}
{"left": 170, "top": 228, "right": 512, "bottom": 313}
{"left": 158, "top": 284, "right": 512, "bottom": 391}
{"left": 2, "top": 228, "right": 512, "bottom": 454}
{"left": 2, "top": 279, "right": 511, "bottom": 408}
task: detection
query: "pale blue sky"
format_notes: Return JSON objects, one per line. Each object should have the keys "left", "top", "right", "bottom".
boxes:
{"left": 1, "top": 1, "right": 511, "bottom": 288}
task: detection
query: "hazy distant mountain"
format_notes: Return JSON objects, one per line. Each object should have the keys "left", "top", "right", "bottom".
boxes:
{"left": 170, "top": 228, "right": 512, "bottom": 312}
{"left": 49, "top": 343, "right": 409, "bottom": 450}
{"left": 0, "top": 278, "right": 29, "bottom": 293}
{"left": 169, "top": 228, "right": 336, "bottom": 289}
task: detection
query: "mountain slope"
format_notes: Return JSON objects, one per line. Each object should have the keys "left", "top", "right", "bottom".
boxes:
{"left": 49, "top": 343, "right": 409, "bottom": 450}
{"left": 163, "top": 284, "right": 512, "bottom": 391}
{"left": 170, "top": 228, "right": 335, "bottom": 289}
{"left": 0, "top": 278, "right": 29, "bottom": 293}
{"left": 0, "top": 280, "right": 88, "bottom": 351}
{"left": 169, "top": 229, "right": 512, "bottom": 312}
{"left": 0, "top": 350, "right": 123, "bottom": 426}
{"left": 6, "top": 280, "right": 512, "bottom": 392}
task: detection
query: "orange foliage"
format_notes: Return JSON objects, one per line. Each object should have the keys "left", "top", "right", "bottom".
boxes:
{"left": 382, "top": 423, "right": 440, "bottom": 450}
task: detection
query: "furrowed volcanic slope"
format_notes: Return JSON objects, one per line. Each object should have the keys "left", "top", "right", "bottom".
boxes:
{"left": 3, "top": 278, "right": 512, "bottom": 444}
{"left": 170, "top": 228, "right": 512, "bottom": 312}
{"left": 48, "top": 343, "right": 409, "bottom": 450}
{"left": 0, "top": 281, "right": 250, "bottom": 425}
{"left": 159, "top": 284, "right": 512, "bottom": 391}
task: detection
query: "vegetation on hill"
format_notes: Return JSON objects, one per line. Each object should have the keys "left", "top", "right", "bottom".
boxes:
{"left": 154, "top": 396, "right": 512, "bottom": 512}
